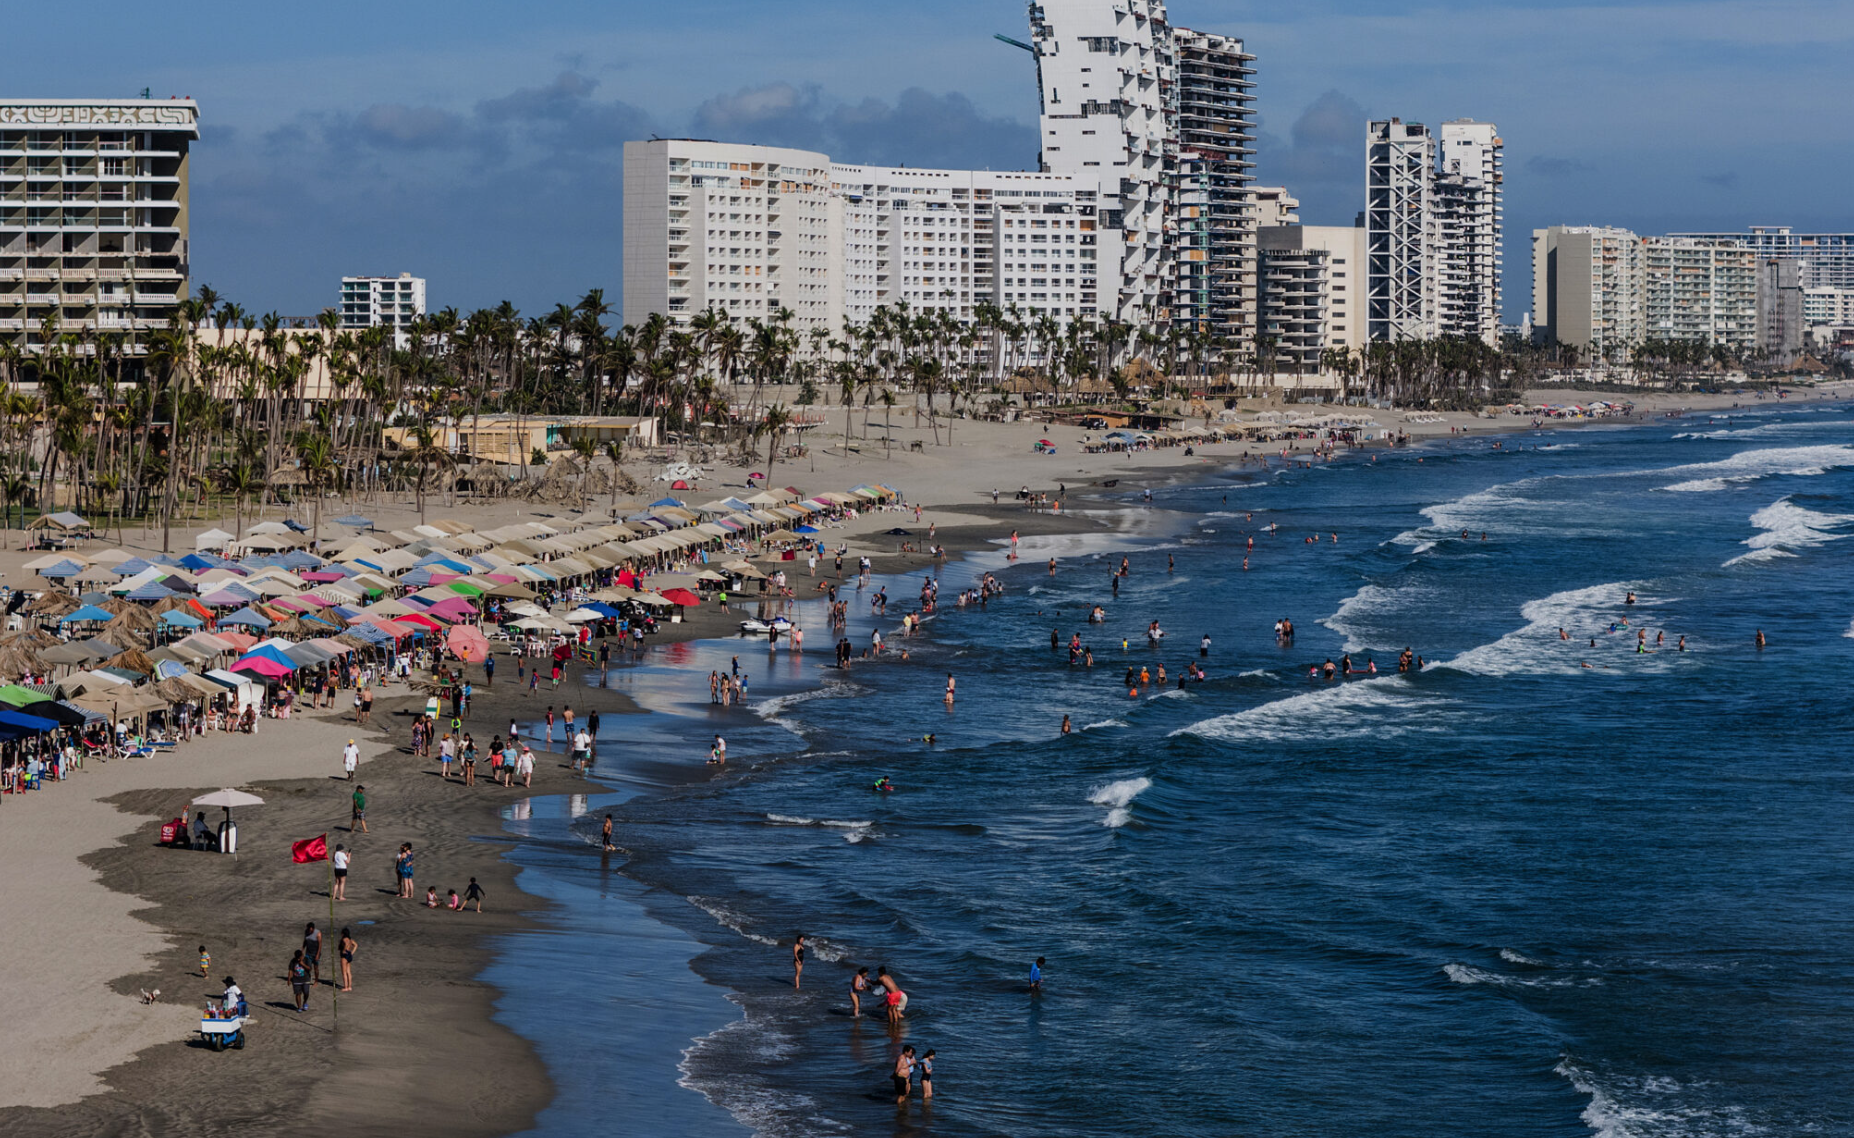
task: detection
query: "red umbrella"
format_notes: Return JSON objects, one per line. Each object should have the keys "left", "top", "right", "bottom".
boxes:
{"left": 672, "top": 479, "right": 691, "bottom": 490}
{"left": 446, "top": 625, "right": 489, "bottom": 664}
{"left": 659, "top": 587, "right": 702, "bottom": 607}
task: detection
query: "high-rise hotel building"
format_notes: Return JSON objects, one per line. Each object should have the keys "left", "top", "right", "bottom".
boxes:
{"left": 0, "top": 99, "right": 197, "bottom": 354}
{"left": 1365, "top": 118, "right": 1503, "bottom": 345}
{"left": 624, "top": 1, "right": 1259, "bottom": 340}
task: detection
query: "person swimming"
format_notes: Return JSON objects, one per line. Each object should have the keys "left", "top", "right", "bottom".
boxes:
{"left": 873, "top": 776, "right": 894, "bottom": 793}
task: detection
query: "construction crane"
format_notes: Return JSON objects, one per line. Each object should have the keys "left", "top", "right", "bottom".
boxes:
{"left": 993, "top": 33, "right": 1034, "bottom": 53}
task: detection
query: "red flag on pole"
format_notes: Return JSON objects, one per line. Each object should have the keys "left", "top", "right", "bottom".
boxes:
{"left": 292, "top": 834, "right": 329, "bottom": 863}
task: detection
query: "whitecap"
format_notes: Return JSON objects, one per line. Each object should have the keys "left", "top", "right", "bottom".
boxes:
{"left": 1653, "top": 443, "right": 1854, "bottom": 493}
{"left": 1722, "top": 496, "right": 1854, "bottom": 567}
{"left": 1440, "top": 581, "right": 1677, "bottom": 678}
{"left": 1553, "top": 1057, "right": 1757, "bottom": 1138}
{"left": 1499, "top": 948, "right": 1546, "bottom": 966}
{"left": 1175, "top": 677, "right": 1452, "bottom": 744}
{"left": 1083, "top": 718, "right": 1130, "bottom": 730}
{"left": 1321, "top": 584, "right": 1433, "bottom": 652}
{"left": 1089, "top": 776, "right": 1151, "bottom": 828}
{"left": 1443, "top": 963, "right": 1591, "bottom": 989}
{"left": 687, "top": 896, "right": 780, "bottom": 947}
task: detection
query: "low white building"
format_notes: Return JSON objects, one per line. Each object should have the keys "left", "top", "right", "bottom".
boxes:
{"left": 623, "top": 139, "right": 1110, "bottom": 333}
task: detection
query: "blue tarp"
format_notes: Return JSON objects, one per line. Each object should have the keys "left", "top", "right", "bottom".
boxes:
{"left": 38, "top": 560, "right": 83, "bottom": 578}
{"left": 335, "top": 515, "right": 373, "bottom": 528}
{"left": 59, "top": 604, "right": 114, "bottom": 624}
{"left": 397, "top": 568, "right": 436, "bottom": 588}
{"left": 0, "top": 708, "right": 61, "bottom": 734}
{"left": 124, "top": 581, "right": 175, "bottom": 601}
{"left": 158, "top": 610, "right": 204, "bottom": 628}
{"left": 648, "top": 497, "right": 685, "bottom": 508}
{"left": 115, "top": 557, "right": 157, "bottom": 576}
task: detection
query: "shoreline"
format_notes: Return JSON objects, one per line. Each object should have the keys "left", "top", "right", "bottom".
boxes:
{"left": 1, "top": 387, "right": 1844, "bottom": 1135}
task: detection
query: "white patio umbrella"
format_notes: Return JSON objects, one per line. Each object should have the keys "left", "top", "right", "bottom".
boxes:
{"left": 563, "top": 608, "right": 604, "bottom": 623}
{"left": 191, "top": 787, "right": 265, "bottom": 855}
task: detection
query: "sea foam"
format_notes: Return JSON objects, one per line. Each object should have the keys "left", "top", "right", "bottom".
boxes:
{"left": 1722, "top": 496, "right": 1854, "bottom": 567}
{"left": 1441, "top": 581, "right": 1677, "bottom": 677}
{"left": 1174, "top": 678, "right": 1452, "bottom": 744}
{"left": 1655, "top": 443, "right": 1854, "bottom": 493}
{"left": 1088, "top": 776, "right": 1151, "bottom": 828}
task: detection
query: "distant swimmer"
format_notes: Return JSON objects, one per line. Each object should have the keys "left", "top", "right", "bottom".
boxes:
{"left": 873, "top": 777, "right": 894, "bottom": 793}
{"left": 1049, "top": 558, "right": 1058, "bottom": 576}
{"left": 1560, "top": 627, "right": 1569, "bottom": 640}
{"left": 1678, "top": 636, "right": 1687, "bottom": 652}
{"left": 944, "top": 673, "right": 956, "bottom": 705}
{"left": 1061, "top": 715, "right": 1072, "bottom": 735}
{"left": 1756, "top": 630, "right": 1767, "bottom": 649}
{"left": 1625, "top": 591, "right": 1637, "bottom": 606}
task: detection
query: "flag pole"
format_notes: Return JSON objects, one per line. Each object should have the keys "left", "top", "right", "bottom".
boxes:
{"left": 328, "top": 849, "right": 338, "bottom": 1025}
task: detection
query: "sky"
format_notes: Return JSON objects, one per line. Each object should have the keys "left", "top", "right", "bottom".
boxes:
{"left": 15, "top": 0, "right": 1854, "bottom": 323}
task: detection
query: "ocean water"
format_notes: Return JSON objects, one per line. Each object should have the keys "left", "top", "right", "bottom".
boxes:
{"left": 501, "top": 400, "right": 1854, "bottom": 1136}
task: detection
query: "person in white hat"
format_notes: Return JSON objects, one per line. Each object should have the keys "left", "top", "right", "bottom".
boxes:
{"left": 342, "top": 739, "right": 360, "bottom": 781}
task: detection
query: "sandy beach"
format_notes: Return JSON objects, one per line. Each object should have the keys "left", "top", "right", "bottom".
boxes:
{"left": 0, "top": 377, "right": 1844, "bottom": 1133}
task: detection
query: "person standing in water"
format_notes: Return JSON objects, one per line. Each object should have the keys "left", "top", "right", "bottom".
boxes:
{"left": 944, "top": 674, "right": 956, "bottom": 705}
{"left": 792, "top": 934, "right": 806, "bottom": 989}
{"left": 1029, "top": 956, "right": 1045, "bottom": 994}
{"left": 850, "top": 966, "right": 870, "bottom": 1017}
{"left": 893, "top": 1046, "right": 916, "bottom": 1105}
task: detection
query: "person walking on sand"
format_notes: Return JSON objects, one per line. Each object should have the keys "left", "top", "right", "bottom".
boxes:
{"left": 545, "top": 706, "right": 555, "bottom": 747}
{"left": 302, "top": 922, "right": 323, "bottom": 985}
{"left": 351, "top": 785, "right": 368, "bottom": 833}
{"left": 331, "top": 843, "right": 349, "bottom": 900}
{"left": 793, "top": 934, "right": 806, "bottom": 989}
{"left": 464, "top": 876, "right": 485, "bottom": 912}
{"left": 338, "top": 928, "right": 357, "bottom": 992}
{"left": 342, "top": 738, "right": 359, "bottom": 781}
{"left": 288, "top": 950, "right": 311, "bottom": 1012}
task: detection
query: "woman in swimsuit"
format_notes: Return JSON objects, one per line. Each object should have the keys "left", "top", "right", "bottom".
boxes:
{"left": 792, "top": 934, "right": 806, "bottom": 989}
{"left": 338, "top": 928, "right": 357, "bottom": 992}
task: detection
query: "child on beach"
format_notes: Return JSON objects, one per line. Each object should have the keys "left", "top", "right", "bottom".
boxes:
{"left": 425, "top": 886, "right": 439, "bottom": 908}
{"left": 919, "top": 1050, "right": 934, "bottom": 1099}
{"left": 198, "top": 945, "right": 210, "bottom": 979}
{"left": 447, "top": 889, "right": 461, "bottom": 910}
{"left": 464, "top": 877, "right": 485, "bottom": 911}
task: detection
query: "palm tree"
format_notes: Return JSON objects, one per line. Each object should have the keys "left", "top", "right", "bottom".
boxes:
{"left": 295, "top": 433, "right": 339, "bottom": 536}
{"left": 761, "top": 403, "right": 794, "bottom": 480}
{"left": 216, "top": 460, "right": 263, "bottom": 539}
{"left": 401, "top": 423, "right": 455, "bottom": 526}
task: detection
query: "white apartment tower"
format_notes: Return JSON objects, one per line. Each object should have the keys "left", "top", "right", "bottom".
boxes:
{"left": 621, "top": 141, "right": 836, "bottom": 331}
{"left": 0, "top": 99, "right": 198, "bottom": 355}
{"left": 1366, "top": 118, "right": 1504, "bottom": 345}
{"left": 1435, "top": 120, "right": 1502, "bottom": 343}
{"left": 1170, "top": 28, "right": 1256, "bottom": 338}
{"left": 1030, "top": 0, "right": 1178, "bottom": 324}
{"left": 339, "top": 273, "right": 426, "bottom": 334}
{"left": 1642, "top": 238, "right": 1757, "bottom": 351}
{"left": 1365, "top": 119, "right": 1437, "bottom": 342}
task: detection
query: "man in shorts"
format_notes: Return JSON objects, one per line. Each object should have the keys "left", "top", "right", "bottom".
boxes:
{"left": 351, "top": 785, "right": 368, "bottom": 833}
{"left": 331, "top": 843, "right": 349, "bottom": 900}
{"left": 893, "top": 1046, "right": 915, "bottom": 1104}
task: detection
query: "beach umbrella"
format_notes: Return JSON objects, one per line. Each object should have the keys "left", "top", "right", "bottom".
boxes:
{"left": 658, "top": 588, "right": 701, "bottom": 607}
{"left": 446, "top": 625, "right": 489, "bottom": 664}
{"left": 194, "top": 788, "right": 265, "bottom": 811}
{"left": 59, "top": 604, "right": 115, "bottom": 625}
{"left": 563, "top": 607, "right": 604, "bottom": 623}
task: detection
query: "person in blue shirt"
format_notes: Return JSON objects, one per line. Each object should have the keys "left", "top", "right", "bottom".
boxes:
{"left": 1029, "top": 956, "right": 1045, "bottom": 994}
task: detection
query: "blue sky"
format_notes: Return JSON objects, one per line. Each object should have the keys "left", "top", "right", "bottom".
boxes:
{"left": 17, "top": 0, "right": 1853, "bottom": 322}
